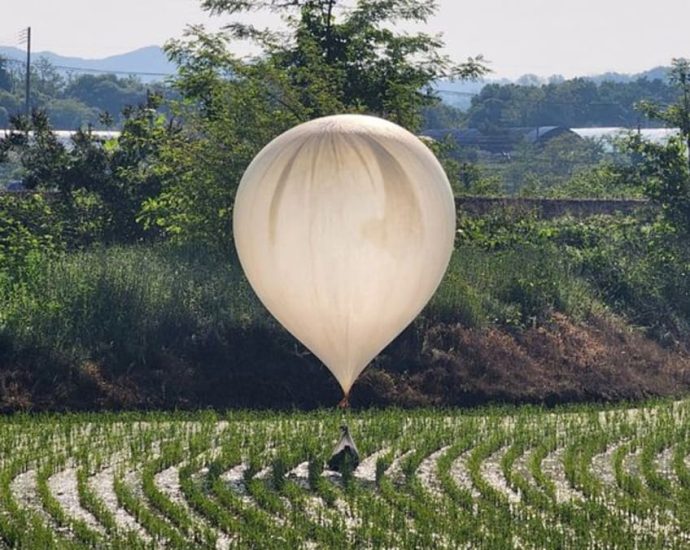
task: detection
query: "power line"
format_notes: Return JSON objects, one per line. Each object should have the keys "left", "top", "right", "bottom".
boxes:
{"left": 2, "top": 57, "right": 174, "bottom": 78}
{"left": 0, "top": 34, "right": 20, "bottom": 46}
{"left": 436, "top": 89, "right": 478, "bottom": 97}
{"left": 54, "top": 65, "right": 174, "bottom": 78}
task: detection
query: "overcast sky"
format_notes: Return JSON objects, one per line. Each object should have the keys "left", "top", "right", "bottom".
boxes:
{"left": 2, "top": 0, "right": 689, "bottom": 79}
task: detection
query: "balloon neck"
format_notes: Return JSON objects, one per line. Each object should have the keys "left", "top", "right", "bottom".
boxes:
{"left": 337, "top": 394, "right": 350, "bottom": 409}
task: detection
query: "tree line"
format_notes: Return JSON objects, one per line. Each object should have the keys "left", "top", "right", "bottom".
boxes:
{"left": 451, "top": 76, "right": 677, "bottom": 130}
{"left": 0, "top": 0, "right": 486, "bottom": 245}
{"left": 0, "top": 56, "right": 165, "bottom": 129}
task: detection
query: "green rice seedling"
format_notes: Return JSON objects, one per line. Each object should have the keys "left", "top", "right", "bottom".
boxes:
{"left": 0, "top": 400, "right": 690, "bottom": 547}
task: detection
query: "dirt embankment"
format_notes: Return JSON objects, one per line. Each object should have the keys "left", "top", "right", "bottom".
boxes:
{"left": 1, "top": 313, "right": 689, "bottom": 412}
{"left": 354, "top": 313, "right": 690, "bottom": 407}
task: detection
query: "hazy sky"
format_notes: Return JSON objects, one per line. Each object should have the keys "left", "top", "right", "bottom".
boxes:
{"left": 2, "top": 0, "right": 689, "bottom": 79}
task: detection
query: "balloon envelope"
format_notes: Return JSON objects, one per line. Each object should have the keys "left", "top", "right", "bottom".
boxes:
{"left": 233, "top": 114, "right": 455, "bottom": 395}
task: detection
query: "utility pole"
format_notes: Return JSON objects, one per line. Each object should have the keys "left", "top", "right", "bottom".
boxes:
{"left": 19, "top": 27, "right": 31, "bottom": 120}
{"left": 24, "top": 27, "right": 31, "bottom": 120}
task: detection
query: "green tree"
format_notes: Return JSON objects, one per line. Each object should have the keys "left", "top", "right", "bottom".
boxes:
{"left": 144, "top": 0, "right": 486, "bottom": 244}
{"left": 0, "top": 94, "right": 175, "bottom": 243}
{"left": 421, "top": 102, "right": 465, "bottom": 130}
{"left": 63, "top": 74, "right": 153, "bottom": 124}
{"left": 44, "top": 98, "right": 99, "bottom": 129}
{"left": 31, "top": 57, "right": 66, "bottom": 102}
{"left": 0, "top": 91, "right": 21, "bottom": 128}
{"left": 627, "top": 59, "right": 690, "bottom": 232}
{"left": 195, "top": 0, "right": 485, "bottom": 129}
{"left": 626, "top": 134, "right": 690, "bottom": 231}
{"left": 466, "top": 75, "right": 677, "bottom": 129}
{"left": 637, "top": 58, "right": 690, "bottom": 170}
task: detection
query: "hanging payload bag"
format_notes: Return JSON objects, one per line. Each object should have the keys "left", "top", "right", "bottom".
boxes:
{"left": 328, "top": 425, "right": 360, "bottom": 472}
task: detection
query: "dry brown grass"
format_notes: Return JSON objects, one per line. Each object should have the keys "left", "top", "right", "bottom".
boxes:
{"left": 2, "top": 313, "right": 689, "bottom": 412}
{"left": 353, "top": 313, "right": 690, "bottom": 407}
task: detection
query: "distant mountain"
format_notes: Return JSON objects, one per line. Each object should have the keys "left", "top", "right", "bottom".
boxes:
{"left": 0, "top": 45, "right": 176, "bottom": 81}
{"left": 0, "top": 43, "right": 674, "bottom": 97}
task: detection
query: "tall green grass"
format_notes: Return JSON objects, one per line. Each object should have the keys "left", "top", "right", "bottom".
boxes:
{"left": 428, "top": 244, "right": 595, "bottom": 327}
{"left": 0, "top": 244, "right": 270, "bottom": 368}
{"left": 0, "top": 242, "right": 597, "bottom": 369}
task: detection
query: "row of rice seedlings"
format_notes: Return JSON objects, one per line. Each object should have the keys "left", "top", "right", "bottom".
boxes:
{"left": 565, "top": 410, "right": 672, "bottom": 547}
{"left": 0, "top": 401, "right": 687, "bottom": 547}
{"left": 113, "top": 463, "right": 189, "bottom": 547}
{"left": 487, "top": 415, "right": 580, "bottom": 549}
{"left": 139, "top": 440, "right": 217, "bottom": 547}
{"left": 635, "top": 420, "right": 690, "bottom": 540}
{"left": 252, "top": 418, "right": 358, "bottom": 547}
{"left": 0, "top": 448, "right": 71, "bottom": 548}
{"left": 72, "top": 425, "right": 153, "bottom": 549}
{"left": 513, "top": 412, "right": 643, "bottom": 547}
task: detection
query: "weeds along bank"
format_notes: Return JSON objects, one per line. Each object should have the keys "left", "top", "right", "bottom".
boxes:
{"left": 0, "top": 399, "right": 690, "bottom": 547}
{"left": 0, "top": 196, "right": 689, "bottom": 411}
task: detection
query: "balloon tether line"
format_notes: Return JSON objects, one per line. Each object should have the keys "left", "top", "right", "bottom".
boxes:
{"left": 337, "top": 393, "right": 350, "bottom": 409}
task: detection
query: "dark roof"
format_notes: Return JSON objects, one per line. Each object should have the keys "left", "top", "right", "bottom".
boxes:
{"left": 422, "top": 126, "right": 581, "bottom": 153}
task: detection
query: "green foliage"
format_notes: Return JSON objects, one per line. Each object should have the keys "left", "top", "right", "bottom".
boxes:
{"left": 428, "top": 137, "right": 505, "bottom": 196}
{"left": 1, "top": 2, "right": 487, "bottom": 246}
{"left": 139, "top": 42, "right": 301, "bottom": 244}
{"left": 637, "top": 59, "right": 690, "bottom": 153}
{"left": 0, "top": 57, "right": 11, "bottom": 92}
{"left": 543, "top": 163, "right": 644, "bottom": 199}
{"left": 0, "top": 238, "right": 587, "bottom": 380}
{"left": 435, "top": 244, "right": 593, "bottom": 327}
{"left": 0, "top": 243, "right": 266, "bottom": 371}
{"left": 421, "top": 102, "right": 465, "bottom": 130}
{"left": 480, "top": 134, "right": 607, "bottom": 196}
{"left": 0, "top": 187, "right": 117, "bottom": 286}
{"left": 143, "top": 0, "right": 486, "bottom": 245}
{"left": 625, "top": 135, "right": 690, "bottom": 230}
{"left": 30, "top": 58, "right": 65, "bottom": 101}
{"left": 0, "top": 193, "right": 62, "bottom": 278}
{"left": 199, "top": 0, "right": 485, "bottom": 127}
{"left": 2, "top": 201, "right": 687, "bottom": 392}
{"left": 512, "top": 135, "right": 605, "bottom": 193}
{"left": 435, "top": 128, "right": 635, "bottom": 198}
{"left": 0, "top": 96, "right": 176, "bottom": 242}
{"left": 63, "top": 74, "right": 154, "bottom": 125}
{"left": 43, "top": 98, "right": 99, "bottom": 130}
{"left": 466, "top": 76, "right": 677, "bottom": 129}
{"left": 622, "top": 58, "right": 690, "bottom": 233}
{"left": 427, "top": 269, "right": 487, "bottom": 327}
{"left": 457, "top": 209, "right": 690, "bottom": 340}
{"left": 0, "top": 55, "right": 163, "bottom": 129}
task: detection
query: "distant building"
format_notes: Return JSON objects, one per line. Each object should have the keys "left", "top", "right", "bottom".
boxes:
{"left": 422, "top": 126, "right": 580, "bottom": 154}
{"left": 0, "top": 129, "right": 121, "bottom": 150}
{"left": 422, "top": 126, "right": 680, "bottom": 154}
{"left": 5, "top": 180, "right": 25, "bottom": 191}
{"left": 570, "top": 127, "right": 677, "bottom": 149}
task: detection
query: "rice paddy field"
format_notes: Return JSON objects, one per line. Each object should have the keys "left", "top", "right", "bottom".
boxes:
{"left": 1, "top": 399, "right": 690, "bottom": 549}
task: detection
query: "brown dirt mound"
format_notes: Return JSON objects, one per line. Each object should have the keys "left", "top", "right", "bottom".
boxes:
{"left": 352, "top": 313, "right": 690, "bottom": 407}
{"left": 2, "top": 313, "right": 689, "bottom": 411}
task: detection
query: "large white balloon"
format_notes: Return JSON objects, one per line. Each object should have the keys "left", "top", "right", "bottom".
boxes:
{"left": 233, "top": 114, "right": 455, "bottom": 396}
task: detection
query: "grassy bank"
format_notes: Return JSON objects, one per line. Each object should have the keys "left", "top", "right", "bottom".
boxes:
{"left": 1, "top": 211, "right": 688, "bottom": 411}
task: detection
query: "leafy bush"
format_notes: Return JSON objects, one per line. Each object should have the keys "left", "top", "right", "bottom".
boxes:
{"left": 457, "top": 208, "right": 690, "bottom": 342}
{"left": 0, "top": 193, "right": 62, "bottom": 278}
{"left": 0, "top": 243, "right": 268, "bottom": 370}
